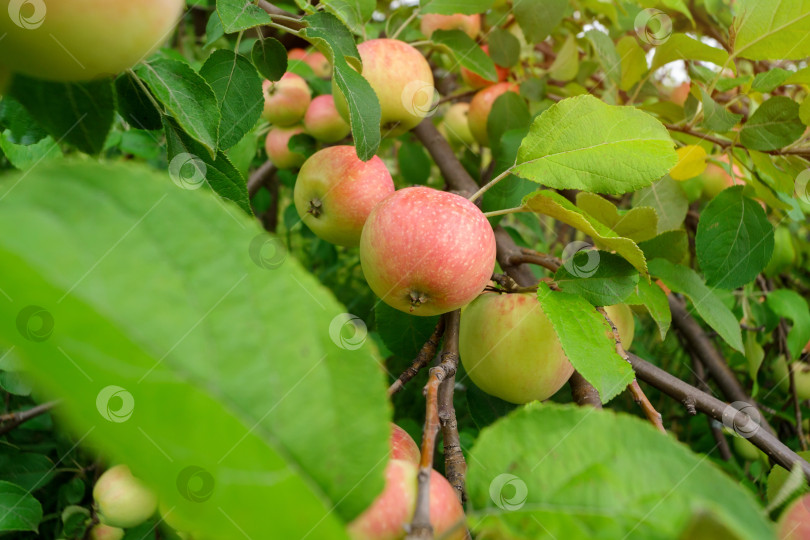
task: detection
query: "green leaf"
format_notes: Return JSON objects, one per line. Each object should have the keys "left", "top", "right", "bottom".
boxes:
{"left": 432, "top": 30, "right": 497, "bottom": 82}
{"left": 513, "top": 0, "right": 567, "bottom": 43}
{"left": 420, "top": 0, "right": 494, "bottom": 15}
{"left": 554, "top": 252, "right": 639, "bottom": 306}
{"left": 488, "top": 28, "right": 521, "bottom": 68}
{"left": 740, "top": 96, "right": 805, "bottom": 151}
{"left": 375, "top": 302, "right": 440, "bottom": 359}
{"left": 751, "top": 68, "right": 794, "bottom": 93}
{"left": 536, "top": 283, "right": 635, "bottom": 402}
{"left": 0, "top": 481, "right": 42, "bottom": 533}
{"left": 648, "top": 259, "right": 744, "bottom": 352}
{"left": 397, "top": 139, "right": 432, "bottom": 185}
{"left": 251, "top": 38, "right": 288, "bottom": 81}
{"left": 0, "top": 132, "right": 61, "bottom": 170}
{"left": 575, "top": 192, "right": 658, "bottom": 242}
{"left": 487, "top": 92, "right": 531, "bottom": 161}
{"left": 631, "top": 177, "right": 689, "bottom": 233}
{"left": 733, "top": 0, "right": 810, "bottom": 61}
{"left": 115, "top": 73, "right": 162, "bottom": 131}
{"left": 0, "top": 160, "right": 391, "bottom": 534}
{"left": 638, "top": 230, "right": 689, "bottom": 264}
{"left": 205, "top": 10, "right": 225, "bottom": 48}
{"left": 305, "top": 12, "right": 381, "bottom": 161}
{"left": 321, "top": 0, "right": 375, "bottom": 34}
{"left": 216, "top": 0, "right": 273, "bottom": 33}
{"left": 696, "top": 186, "right": 774, "bottom": 289}
{"left": 163, "top": 117, "right": 252, "bottom": 215}
{"left": 522, "top": 190, "right": 649, "bottom": 276}
{"left": 200, "top": 50, "right": 263, "bottom": 150}
{"left": 651, "top": 33, "right": 729, "bottom": 71}
{"left": 467, "top": 405, "right": 774, "bottom": 540}
{"left": 616, "top": 35, "right": 648, "bottom": 92}
{"left": 766, "top": 289, "right": 810, "bottom": 359}
{"left": 549, "top": 33, "right": 579, "bottom": 81}
{"left": 700, "top": 88, "right": 743, "bottom": 132}
{"left": 515, "top": 95, "right": 677, "bottom": 194}
{"left": 136, "top": 59, "right": 220, "bottom": 157}
{"left": 585, "top": 29, "right": 621, "bottom": 87}
{"left": 482, "top": 129, "right": 535, "bottom": 219}
{"left": 625, "top": 278, "right": 671, "bottom": 339}
{"left": 0, "top": 97, "right": 48, "bottom": 145}
{"left": 9, "top": 76, "right": 114, "bottom": 155}
{"left": 0, "top": 451, "right": 54, "bottom": 492}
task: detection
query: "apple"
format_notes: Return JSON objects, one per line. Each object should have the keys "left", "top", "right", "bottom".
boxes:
{"left": 605, "top": 303, "right": 635, "bottom": 350}
{"left": 89, "top": 524, "right": 125, "bottom": 540}
{"left": 288, "top": 48, "right": 332, "bottom": 78}
{"left": 359, "top": 187, "right": 496, "bottom": 316}
{"left": 461, "top": 45, "right": 509, "bottom": 89}
{"left": 264, "top": 126, "right": 307, "bottom": 169}
{"left": 467, "top": 82, "right": 520, "bottom": 147}
{"left": 347, "top": 459, "right": 465, "bottom": 540}
{"left": 778, "top": 493, "right": 810, "bottom": 540}
{"left": 0, "top": 0, "right": 184, "bottom": 82}
{"left": 420, "top": 14, "right": 480, "bottom": 39}
{"left": 333, "top": 39, "right": 435, "bottom": 136}
{"left": 697, "top": 154, "right": 743, "bottom": 199}
{"left": 773, "top": 356, "right": 810, "bottom": 400}
{"left": 304, "top": 95, "right": 352, "bottom": 143}
{"left": 93, "top": 465, "right": 158, "bottom": 529}
{"left": 731, "top": 433, "right": 765, "bottom": 462}
{"left": 670, "top": 82, "right": 691, "bottom": 106}
{"left": 442, "top": 103, "right": 475, "bottom": 147}
{"left": 293, "top": 146, "right": 394, "bottom": 246}
{"left": 391, "top": 424, "right": 420, "bottom": 465}
{"left": 262, "top": 73, "right": 312, "bottom": 126}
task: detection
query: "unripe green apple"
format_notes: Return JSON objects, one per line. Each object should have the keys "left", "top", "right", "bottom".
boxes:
{"left": 262, "top": 73, "right": 312, "bottom": 126}
{"left": 359, "top": 187, "right": 496, "bottom": 316}
{"left": 391, "top": 424, "right": 420, "bottom": 465}
{"left": 89, "top": 523, "right": 125, "bottom": 540}
{"left": 778, "top": 493, "right": 810, "bottom": 540}
{"left": 731, "top": 433, "right": 765, "bottom": 462}
{"left": 264, "top": 126, "right": 307, "bottom": 169}
{"left": 304, "top": 95, "right": 351, "bottom": 143}
{"left": 333, "top": 39, "right": 435, "bottom": 136}
{"left": 293, "top": 146, "right": 394, "bottom": 246}
{"left": 0, "top": 0, "right": 184, "bottom": 82}
{"left": 93, "top": 465, "right": 158, "bottom": 529}
{"left": 467, "top": 82, "right": 520, "bottom": 147}
{"left": 460, "top": 45, "right": 509, "bottom": 89}
{"left": 420, "top": 14, "right": 480, "bottom": 39}
{"left": 773, "top": 356, "right": 810, "bottom": 400}
{"left": 288, "top": 48, "right": 331, "bottom": 78}
{"left": 442, "top": 103, "right": 474, "bottom": 147}
{"left": 347, "top": 459, "right": 465, "bottom": 540}
{"left": 764, "top": 227, "right": 796, "bottom": 277}
{"left": 605, "top": 303, "right": 635, "bottom": 350}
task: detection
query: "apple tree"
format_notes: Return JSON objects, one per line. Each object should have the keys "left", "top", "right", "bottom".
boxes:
{"left": 1, "top": 0, "right": 810, "bottom": 538}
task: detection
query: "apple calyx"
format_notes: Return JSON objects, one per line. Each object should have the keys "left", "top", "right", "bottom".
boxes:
{"left": 308, "top": 198, "right": 323, "bottom": 218}
{"left": 409, "top": 290, "right": 429, "bottom": 311}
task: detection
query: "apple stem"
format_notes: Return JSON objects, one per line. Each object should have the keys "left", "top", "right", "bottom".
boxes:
{"left": 389, "top": 8, "right": 420, "bottom": 41}
{"left": 467, "top": 168, "right": 514, "bottom": 203}
{"left": 482, "top": 206, "right": 524, "bottom": 218}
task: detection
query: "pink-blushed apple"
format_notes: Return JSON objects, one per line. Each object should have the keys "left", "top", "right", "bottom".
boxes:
{"left": 293, "top": 145, "right": 394, "bottom": 246}
{"left": 467, "top": 82, "right": 520, "bottom": 147}
{"left": 265, "top": 126, "right": 307, "bottom": 169}
{"left": 359, "top": 187, "right": 496, "bottom": 316}
{"left": 605, "top": 303, "right": 635, "bottom": 349}
{"left": 420, "top": 13, "right": 480, "bottom": 39}
{"left": 304, "top": 94, "right": 352, "bottom": 143}
{"left": 89, "top": 523, "right": 125, "bottom": 540}
{"left": 262, "top": 73, "right": 312, "bottom": 126}
{"left": 778, "top": 493, "right": 810, "bottom": 540}
{"left": 93, "top": 465, "right": 158, "bottom": 529}
{"left": 461, "top": 45, "right": 509, "bottom": 89}
{"left": 288, "top": 48, "right": 332, "bottom": 78}
{"left": 698, "top": 154, "right": 743, "bottom": 199}
{"left": 442, "top": 103, "right": 475, "bottom": 146}
{"left": 333, "top": 39, "right": 435, "bottom": 136}
{"left": 0, "top": 0, "right": 184, "bottom": 82}
{"left": 346, "top": 459, "right": 466, "bottom": 540}
{"left": 391, "top": 424, "right": 420, "bottom": 465}
{"left": 670, "top": 82, "right": 691, "bottom": 106}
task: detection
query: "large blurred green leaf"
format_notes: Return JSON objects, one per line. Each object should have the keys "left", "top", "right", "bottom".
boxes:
{"left": 733, "top": 0, "right": 810, "bottom": 61}
{"left": 651, "top": 33, "right": 729, "bottom": 70}
{"left": 0, "top": 161, "right": 391, "bottom": 537}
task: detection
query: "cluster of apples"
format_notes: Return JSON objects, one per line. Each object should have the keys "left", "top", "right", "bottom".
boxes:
{"left": 88, "top": 465, "right": 158, "bottom": 540}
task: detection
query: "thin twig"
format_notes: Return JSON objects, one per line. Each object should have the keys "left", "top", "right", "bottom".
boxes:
{"left": 436, "top": 311, "right": 466, "bottom": 504}
{"left": 388, "top": 319, "right": 447, "bottom": 396}
{"left": 0, "top": 401, "right": 59, "bottom": 435}
{"left": 247, "top": 161, "right": 277, "bottom": 198}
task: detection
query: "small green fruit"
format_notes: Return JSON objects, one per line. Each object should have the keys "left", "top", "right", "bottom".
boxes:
{"left": 93, "top": 465, "right": 157, "bottom": 529}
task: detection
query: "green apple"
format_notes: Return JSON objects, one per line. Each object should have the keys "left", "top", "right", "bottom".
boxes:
{"left": 779, "top": 493, "right": 810, "bottom": 540}
{"left": 0, "top": 0, "right": 184, "bottom": 81}
{"left": 93, "top": 465, "right": 157, "bottom": 529}
{"left": 467, "top": 82, "right": 520, "bottom": 147}
{"left": 420, "top": 13, "right": 480, "bottom": 39}
{"left": 293, "top": 146, "right": 394, "bottom": 246}
{"left": 264, "top": 126, "right": 307, "bottom": 169}
{"left": 262, "top": 73, "right": 312, "bottom": 126}
{"left": 773, "top": 356, "right": 810, "bottom": 400}
{"left": 442, "top": 103, "right": 474, "bottom": 147}
{"left": 731, "top": 434, "right": 765, "bottom": 462}
{"left": 303, "top": 94, "right": 351, "bottom": 143}
{"left": 333, "top": 39, "right": 435, "bottom": 137}
{"left": 89, "top": 523, "right": 125, "bottom": 540}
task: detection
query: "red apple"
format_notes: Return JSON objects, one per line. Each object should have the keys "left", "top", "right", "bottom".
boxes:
{"left": 778, "top": 493, "right": 810, "bottom": 539}
{"left": 93, "top": 465, "right": 157, "bottom": 529}
{"left": 89, "top": 523, "right": 125, "bottom": 540}
{"left": 304, "top": 94, "right": 351, "bottom": 143}
{"left": 293, "top": 146, "right": 394, "bottom": 246}
{"left": 461, "top": 45, "right": 509, "bottom": 89}
{"left": 346, "top": 460, "right": 465, "bottom": 540}
{"left": 359, "top": 186, "right": 496, "bottom": 316}
{"left": 442, "top": 103, "right": 475, "bottom": 146}
{"left": 333, "top": 39, "right": 435, "bottom": 136}
{"left": 288, "top": 48, "right": 332, "bottom": 78}
{"left": 262, "top": 73, "right": 312, "bottom": 126}
{"left": 467, "top": 82, "right": 520, "bottom": 146}
{"left": 265, "top": 126, "right": 307, "bottom": 169}
{"left": 391, "top": 424, "right": 420, "bottom": 465}
{"left": 420, "top": 13, "right": 480, "bottom": 39}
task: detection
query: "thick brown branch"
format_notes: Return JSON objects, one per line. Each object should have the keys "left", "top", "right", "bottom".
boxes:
{"left": 413, "top": 119, "right": 478, "bottom": 195}
{"left": 388, "top": 318, "right": 446, "bottom": 396}
{"left": 691, "top": 355, "right": 732, "bottom": 461}
{"left": 569, "top": 371, "right": 602, "bottom": 408}
{"left": 0, "top": 401, "right": 59, "bottom": 435}
{"left": 436, "top": 311, "right": 466, "bottom": 504}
